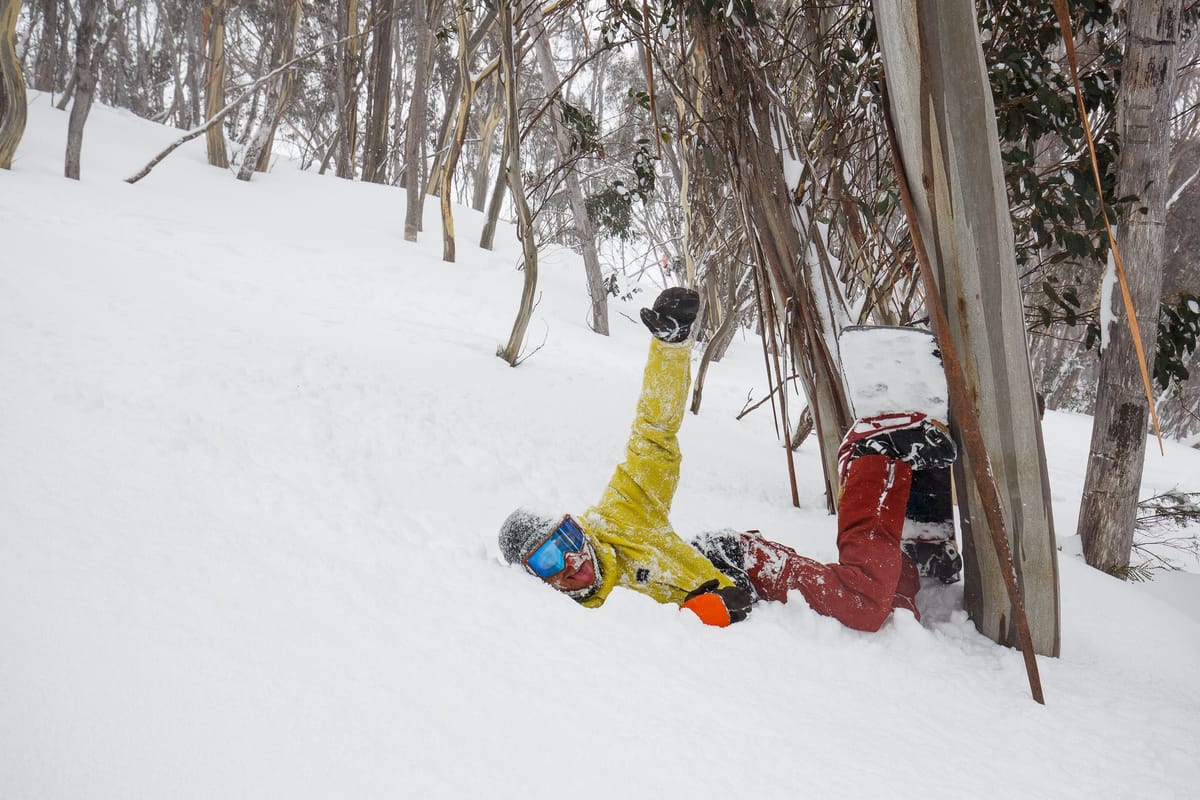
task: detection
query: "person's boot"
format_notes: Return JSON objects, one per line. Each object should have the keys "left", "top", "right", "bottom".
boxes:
{"left": 837, "top": 412, "right": 958, "bottom": 482}
{"left": 691, "top": 531, "right": 759, "bottom": 600}
{"left": 902, "top": 467, "right": 963, "bottom": 583}
{"left": 901, "top": 538, "right": 964, "bottom": 584}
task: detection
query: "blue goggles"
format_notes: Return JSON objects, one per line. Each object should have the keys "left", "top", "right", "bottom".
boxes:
{"left": 525, "top": 516, "right": 587, "bottom": 578}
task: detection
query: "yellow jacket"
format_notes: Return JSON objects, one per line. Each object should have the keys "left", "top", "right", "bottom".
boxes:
{"left": 577, "top": 338, "right": 734, "bottom": 609}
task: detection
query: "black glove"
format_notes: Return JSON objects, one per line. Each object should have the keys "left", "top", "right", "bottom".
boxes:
{"left": 640, "top": 287, "right": 699, "bottom": 343}
{"left": 682, "top": 579, "right": 753, "bottom": 626}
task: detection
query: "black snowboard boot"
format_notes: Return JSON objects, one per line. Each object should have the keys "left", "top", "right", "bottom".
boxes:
{"left": 902, "top": 538, "right": 964, "bottom": 584}
{"left": 690, "top": 531, "right": 759, "bottom": 601}
{"left": 838, "top": 412, "right": 958, "bottom": 481}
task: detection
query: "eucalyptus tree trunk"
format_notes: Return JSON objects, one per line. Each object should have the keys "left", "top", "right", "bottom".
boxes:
{"left": 427, "top": 7, "right": 496, "bottom": 197}
{"left": 529, "top": 5, "right": 608, "bottom": 334}
{"left": 440, "top": 4, "right": 475, "bottom": 262}
{"left": 472, "top": 91, "right": 503, "bottom": 212}
{"left": 479, "top": 114, "right": 509, "bottom": 251}
{"left": 404, "top": 0, "right": 434, "bottom": 241}
{"left": 1078, "top": 0, "right": 1185, "bottom": 575}
{"left": 237, "top": 0, "right": 302, "bottom": 180}
{"left": 874, "top": 0, "right": 1060, "bottom": 656}
{"left": 254, "top": 0, "right": 303, "bottom": 172}
{"left": 180, "top": 4, "right": 204, "bottom": 129}
{"left": 335, "top": 0, "right": 361, "bottom": 179}
{"left": 65, "top": 0, "right": 101, "bottom": 180}
{"left": 362, "top": 0, "right": 396, "bottom": 184}
{"left": 690, "top": 16, "right": 854, "bottom": 510}
{"left": 497, "top": 0, "right": 538, "bottom": 367}
{"left": 203, "top": 0, "right": 229, "bottom": 169}
{"left": 0, "top": 0, "right": 25, "bottom": 170}
{"left": 32, "top": 0, "right": 61, "bottom": 93}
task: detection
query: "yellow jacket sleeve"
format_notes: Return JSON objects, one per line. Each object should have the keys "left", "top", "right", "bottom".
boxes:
{"left": 578, "top": 338, "right": 734, "bottom": 609}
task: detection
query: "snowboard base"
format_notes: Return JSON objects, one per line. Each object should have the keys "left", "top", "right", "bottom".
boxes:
{"left": 840, "top": 326, "right": 962, "bottom": 584}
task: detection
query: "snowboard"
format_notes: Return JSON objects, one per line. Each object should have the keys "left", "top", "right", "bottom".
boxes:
{"left": 839, "top": 326, "right": 963, "bottom": 584}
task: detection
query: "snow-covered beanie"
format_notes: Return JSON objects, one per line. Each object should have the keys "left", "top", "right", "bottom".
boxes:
{"left": 498, "top": 508, "right": 558, "bottom": 569}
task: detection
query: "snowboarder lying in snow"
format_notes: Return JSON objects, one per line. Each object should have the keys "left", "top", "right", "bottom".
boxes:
{"left": 498, "top": 288, "right": 958, "bottom": 629}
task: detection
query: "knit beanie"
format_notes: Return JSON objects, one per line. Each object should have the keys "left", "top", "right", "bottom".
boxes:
{"left": 498, "top": 508, "right": 558, "bottom": 568}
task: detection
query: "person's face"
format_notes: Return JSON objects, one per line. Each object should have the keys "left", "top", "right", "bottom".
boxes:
{"left": 542, "top": 545, "right": 596, "bottom": 593}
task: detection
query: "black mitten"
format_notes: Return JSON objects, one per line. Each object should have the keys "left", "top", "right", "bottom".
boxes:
{"left": 640, "top": 287, "right": 699, "bottom": 343}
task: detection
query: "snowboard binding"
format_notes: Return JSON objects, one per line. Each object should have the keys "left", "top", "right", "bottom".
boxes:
{"left": 902, "top": 538, "right": 964, "bottom": 584}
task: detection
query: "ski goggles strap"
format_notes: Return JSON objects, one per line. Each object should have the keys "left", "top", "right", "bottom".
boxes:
{"left": 525, "top": 515, "right": 586, "bottom": 578}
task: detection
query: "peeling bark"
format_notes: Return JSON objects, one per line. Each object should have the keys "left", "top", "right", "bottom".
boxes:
{"left": 875, "top": 0, "right": 1060, "bottom": 655}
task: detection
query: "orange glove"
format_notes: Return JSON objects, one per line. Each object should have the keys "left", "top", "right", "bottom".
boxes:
{"left": 681, "top": 580, "right": 753, "bottom": 627}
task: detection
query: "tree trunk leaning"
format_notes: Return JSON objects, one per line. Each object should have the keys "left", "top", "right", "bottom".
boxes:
{"left": 690, "top": 17, "right": 853, "bottom": 510}
{"left": 426, "top": 7, "right": 495, "bottom": 198}
{"left": 874, "top": 0, "right": 1060, "bottom": 656}
{"left": 473, "top": 95, "right": 503, "bottom": 212}
{"left": 497, "top": 0, "right": 538, "bottom": 366}
{"left": 479, "top": 117, "right": 508, "bottom": 251}
{"left": 0, "top": 0, "right": 26, "bottom": 169}
{"left": 1077, "top": 0, "right": 1184, "bottom": 575}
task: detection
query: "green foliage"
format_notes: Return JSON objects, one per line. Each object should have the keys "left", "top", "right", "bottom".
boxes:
{"left": 1155, "top": 294, "right": 1200, "bottom": 391}
{"left": 598, "top": 0, "right": 762, "bottom": 44}
{"left": 586, "top": 184, "right": 635, "bottom": 240}
{"left": 629, "top": 138, "right": 658, "bottom": 198}
{"left": 584, "top": 135, "right": 658, "bottom": 240}
{"left": 1028, "top": 285, "right": 1198, "bottom": 388}
{"left": 1032, "top": 276, "right": 1102, "bottom": 347}
{"left": 980, "top": 0, "right": 1123, "bottom": 286}
{"left": 559, "top": 100, "right": 601, "bottom": 157}
{"left": 627, "top": 88, "right": 652, "bottom": 111}
{"left": 1107, "top": 561, "right": 1164, "bottom": 582}
{"left": 679, "top": 0, "right": 760, "bottom": 26}
{"left": 604, "top": 272, "right": 642, "bottom": 301}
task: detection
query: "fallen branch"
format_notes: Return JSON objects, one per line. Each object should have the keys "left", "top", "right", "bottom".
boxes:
{"left": 126, "top": 30, "right": 366, "bottom": 184}
{"left": 735, "top": 374, "right": 801, "bottom": 420}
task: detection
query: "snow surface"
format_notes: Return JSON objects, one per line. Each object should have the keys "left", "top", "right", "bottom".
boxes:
{"left": 3, "top": 96, "right": 1199, "bottom": 800}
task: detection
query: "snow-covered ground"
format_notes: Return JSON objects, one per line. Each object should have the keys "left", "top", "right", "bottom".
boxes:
{"left": 3, "top": 97, "right": 1198, "bottom": 799}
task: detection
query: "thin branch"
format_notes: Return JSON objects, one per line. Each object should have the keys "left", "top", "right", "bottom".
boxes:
{"left": 126, "top": 29, "right": 368, "bottom": 184}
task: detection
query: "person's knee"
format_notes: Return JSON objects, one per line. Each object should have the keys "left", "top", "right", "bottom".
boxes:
{"left": 848, "top": 606, "right": 891, "bottom": 633}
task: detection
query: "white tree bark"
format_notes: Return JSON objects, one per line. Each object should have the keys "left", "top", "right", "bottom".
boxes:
{"left": 874, "top": 0, "right": 1060, "bottom": 655}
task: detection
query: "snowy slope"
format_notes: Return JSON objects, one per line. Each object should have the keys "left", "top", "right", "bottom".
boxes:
{"left": 2, "top": 96, "right": 1199, "bottom": 800}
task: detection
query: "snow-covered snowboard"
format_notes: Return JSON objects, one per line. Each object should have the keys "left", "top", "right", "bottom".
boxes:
{"left": 839, "top": 326, "right": 962, "bottom": 584}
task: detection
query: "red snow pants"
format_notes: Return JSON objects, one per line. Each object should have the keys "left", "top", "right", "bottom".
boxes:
{"left": 742, "top": 454, "right": 920, "bottom": 632}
